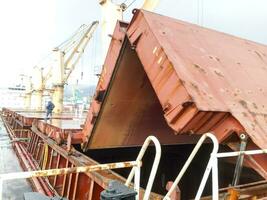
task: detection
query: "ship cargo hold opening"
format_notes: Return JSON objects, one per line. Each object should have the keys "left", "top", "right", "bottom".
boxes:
{"left": 86, "top": 144, "right": 263, "bottom": 199}
{"left": 81, "top": 37, "right": 264, "bottom": 199}
{"left": 1, "top": 3, "right": 267, "bottom": 200}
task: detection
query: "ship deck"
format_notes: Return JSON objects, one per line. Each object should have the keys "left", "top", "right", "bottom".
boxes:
{"left": 0, "top": 117, "right": 32, "bottom": 199}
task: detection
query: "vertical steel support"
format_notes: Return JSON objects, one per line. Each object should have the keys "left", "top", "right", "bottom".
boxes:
{"left": 195, "top": 151, "right": 219, "bottom": 200}
{"left": 31, "top": 67, "right": 43, "bottom": 111}
{"left": 52, "top": 85, "right": 64, "bottom": 114}
{"left": 212, "top": 155, "right": 219, "bottom": 200}
{"left": 134, "top": 166, "right": 140, "bottom": 200}
{"left": 232, "top": 133, "right": 248, "bottom": 186}
{"left": 52, "top": 50, "right": 64, "bottom": 114}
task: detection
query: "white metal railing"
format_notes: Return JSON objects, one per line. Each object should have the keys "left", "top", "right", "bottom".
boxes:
{"left": 0, "top": 161, "right": 141, "bottom": 200}
{"left": 216, "top": 149, "right": 267, "bottom": 158}
{"left": 125, "top": 135, "right": 161, "bottom": 200}
{"left": 4, "top": 130, "right": 267, "bottom": 200}
{"left": 163, "top": 133, "right": 219, "bottom": 200}
{"left": 164, "top": 133, "right": 267, "bottom": 200}
{"left": 0, "top": 135, "right": 161, "bottom": 200}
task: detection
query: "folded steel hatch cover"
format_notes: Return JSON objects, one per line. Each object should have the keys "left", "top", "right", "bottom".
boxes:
{"left": 84, "top": 9, "right": 267, "bottom": 178}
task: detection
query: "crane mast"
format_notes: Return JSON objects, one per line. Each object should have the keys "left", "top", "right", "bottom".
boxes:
{"left": 23, "top": 0, "right": 158, "bottom": 111}
{"left": 23, "top": 75, "right": 32, "bottom": 109}
{"left": 52, "top": 21, "right": 99, "bottom": 113}
{"left": 23, "top": 21, "right": 98, "bottom": 112}
{"left": 142, "top": 0, "right": 159, "bottom": 11}
{"left": 31, "top": 66, "right": 44, "bottom": 110}
{"left": 99, "top": 0, "right": 124, "bottom": 60}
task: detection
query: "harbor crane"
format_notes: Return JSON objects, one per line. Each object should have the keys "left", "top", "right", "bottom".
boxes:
{"left": 25, "top": 0, "right": 156, "bottom": 111}
{"left": 31, "top": 66, "right": 48, "bottom": 110}
{"left": 29, "top": 21, "right": 99, "bottom": 113}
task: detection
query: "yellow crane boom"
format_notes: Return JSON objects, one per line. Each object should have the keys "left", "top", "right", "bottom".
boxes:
{"left": 25, "top": 21, "right": 98, "bottom": 112}
{"left": 52, "top": 21, "right": 99, "bottom": 113}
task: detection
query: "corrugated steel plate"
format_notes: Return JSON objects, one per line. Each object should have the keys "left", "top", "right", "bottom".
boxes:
{"left": 82, "top": 10, "right": 267, "bottom": 178}
{"left": 127, "top": 9, "right": 267, "bottom": 149}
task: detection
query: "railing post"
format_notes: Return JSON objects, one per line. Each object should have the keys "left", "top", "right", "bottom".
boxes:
{"left": 134, "top": 166, "right": 140, "bottom": 200}
{"left": 164, "top": 133, "right": 219, "bottom": 200}
{"left": 212, "top": 154, "right": 219, "bottom": 200}
{"left": 125, "top": 135, "right": 161, "bottom": 200}
{"left": 195, "top": 134, "right": 219, "bottom": 200}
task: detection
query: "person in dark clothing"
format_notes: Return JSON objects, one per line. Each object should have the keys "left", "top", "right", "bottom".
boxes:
{"left": 46, "top": 101, "right": 55, "bottom": 120}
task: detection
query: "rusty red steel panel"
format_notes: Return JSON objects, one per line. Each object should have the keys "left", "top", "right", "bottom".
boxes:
{"left": 85, "top": 38, "right": 202, "bottom": 149}
{"left": 30, "top": 122, "right": 162, "bottom": 199}
{"left": 81, "top": 10, "right": 267, "bottom": 178}
{"left": 13, "top": 112, "right": 86, "bottom": 127}
{"left": 82, "top": 21, "right": 129, "bottom": 143}
{"left": 82, "top": 11, "right": 244, "bottom": 149}
{"left": 36, "top": 119, "right": 84, "bottom": 143}
{"left": 127, "top": 9, "right": 267, "bottom": 146}
{"left": 125, "top": 10, "right": 267, "bottom": 177}
{"left": 3, "top": 112, "right": 162, "bottom": 199}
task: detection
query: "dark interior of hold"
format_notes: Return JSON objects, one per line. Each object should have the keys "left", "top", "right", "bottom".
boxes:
{"left": 85, "top": 144, "right": 263, "bottom": 200}
{"left": 88, "top": 39, "right": 200, "bottom": 149}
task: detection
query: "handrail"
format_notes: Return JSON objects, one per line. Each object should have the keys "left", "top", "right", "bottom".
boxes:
{"left": 0, "top": 161, "right": 141, "bottom": 200}
{"left": 216, "top": 149, "right": 267, "bottom": 158}
{"left": 0, "top": 135, "right": 161, "bottom": 200}
{"left": 125, "top": 135, "right": 161, "bottom": 200}
{"left": 195, "top": 133, "right": 219, "bottom": 200}
{"left": 163, "top": 133, "right": 219, "bottom": 200}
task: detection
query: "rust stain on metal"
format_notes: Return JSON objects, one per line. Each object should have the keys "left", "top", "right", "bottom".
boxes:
{"left": 78, "top": 10, "right": 267, "bottom": 178}
{"left": 1, "top": 111, "right": 162, "bottom": 199}
{"left": 125, "top": 9, "right": 267, "bottom": 177}
{"left": 81, "top": 21, "right": 128, "bottom": 147}
{"left": 192, "top": 64, "right": 206, "bottom": 74}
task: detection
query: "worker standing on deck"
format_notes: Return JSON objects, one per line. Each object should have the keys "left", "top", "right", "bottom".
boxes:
{"left": 46, "top": 100, "right": 55, "bottom": 120}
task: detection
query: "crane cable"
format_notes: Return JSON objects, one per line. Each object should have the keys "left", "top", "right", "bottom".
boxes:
{"left": 56, "top": 24, "right": 88, "bottom": 50}
{"left": 33, "top": 25, "right": 89, "bottom": 76}
{"left": 122, "top": 0, "right": 137, "bottom": 11}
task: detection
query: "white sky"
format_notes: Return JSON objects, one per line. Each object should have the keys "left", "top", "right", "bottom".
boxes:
{"left": 0, "top": 0, "right": 267, "bottom": 87}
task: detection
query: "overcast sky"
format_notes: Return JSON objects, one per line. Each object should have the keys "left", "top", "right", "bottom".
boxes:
{"left": 0, "top": 0, "right": 266, "bottom": 88}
